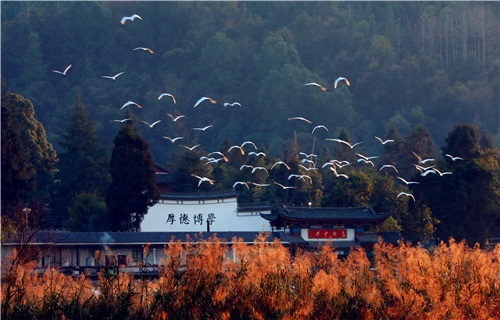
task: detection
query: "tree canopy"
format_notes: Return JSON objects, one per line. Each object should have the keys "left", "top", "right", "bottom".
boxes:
{"left": 1, "top": 2, "right": 499, "bottom": 242}
{"left": 53, "top": 92, "right": 110, "bottom": 228}
{"left": 106, "top": 117, "right": 159, "bottom": 231}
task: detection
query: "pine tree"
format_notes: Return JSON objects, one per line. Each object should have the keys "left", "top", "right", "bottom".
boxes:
{"left": 54, "top": 92, "right": 110, "bottom": 229}
{"left": 106, "top": 116, "right": 159, "bottom": 231}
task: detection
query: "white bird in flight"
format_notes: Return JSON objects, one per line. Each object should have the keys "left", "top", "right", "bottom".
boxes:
{"left": 52, "top": 64, "right": 72, "bottom": 76}
{"left": 158, "top": 93, "right": 176, "bottom": 104}
{"left": 251, "top": 182, "right": 271, "bottom": 188}
{"left": 326, "top": 138, "right": 362, "bottom": 149}
{"left": 357, "top": 158, "right": 375, "bottom": 167}
{"left": 110, "top": 118, "right": 132, "bottom": 123}
{"left": 420, "top": 169, "right": 437, "bottom": 177}
{"left": 396, "top": 176, "right": 420, "bottom": 185}
{"left": 445, "top": 154, "right": 464, "bottom": 161}
{"left": 397, "top": 192, "right": 415, "bottom": 201}
{"left": 414, "top": 164, "right": 436, "bottom": 173}
{"left": 163, "top": 136, "right": 183, "bottom": 143}
{"left": 433, "top": 168, "right": 453, "bottom": 176}
{"left": 334, "top": 77, "right": 350, "bottom": 88}
{"left": 101, "top": 71, "right": 124, "bottom": 80}
{"left": 193, "top": 97, "right": 217, "bottom": 108}
{"left": 356, "top": 154, "right": 377, "bottom": 166}
{"left": 241, "top": 141, "right": 257, "bottom": 149}
{"left": 274, "top": 182, "right": 296, "bottom": 189}
{"left": 133, "top": 47, "right": 154, "bottom": 54}
{"left": 300, "top": 152, "right": 317, "bottom": 159}
{"left": 120, "top": 14, "right": 142, "bottom": 25}
{"left": 329, "top": 166, "right": 349, "bottom": 179}
{"left": 304, "top": 82, "right": 327, "bottom": 91}
{"left": 379, "top": 164, "right": 399, "bottom": 173}
{"left": 183, "top": 144, "right": 201, "bottom": 151}
{"left": 141, "top": 120, "right": 161, "bottom": 128}
{"left": 288, "top": 117, "right": 313, "bottom": 124}
{"left": 120, "top": 101, "right": 142, "bottom": 110}
{"left": 356, "top": 153, "right": 379, "bottom": 161}
{"left": 167, "top": 113, "right": 185, "bottom": 122}
{"left": 321, "top": 159, "right": 350, "bottom": 168}
{"left": 412, "top": 151, "right": 435, "bottom": 164}
{"left": 330, "top": 159, "right": 351, "bottom": 168}
{"left": 251, "top": 166, "right": 269, "bottom": 174}
{"left": 229, "top": 145, "right": 245, "bottom": 155}
{"left": 271, "top": 161, "right": 290, "bottom": 170}
{"left": 192, "top": 125, "right": 213, "bottom": 131}
{"left": 229, "top": 141, "right": 257, "bottom": 155}
{"left": 191, "top": 174, "right": 215, "bottom": 187}
{"left": 322, "top": 162, "right": 336, "bottom": 169}
{"left": 301, "top": 159, "right": 316, "bottom": 166}
{"left": 223, "top": 102, "right": 242, "bottom": 108}
{"left": 288, "top": 174, "right": 312, "bottom": 183}
{"left": 233, "top": 181, "right": 249, "bottom": 190}
{"left": 207, "top": 151, "right": 228, "bottom": 162}
{"left": 248, "top": 151, "right": 266, "bottom": 157}
{"left": 203, "top": 158, "right": 225, "bottom": 165}
{"left": 374, "top": 136, "right": 395, "bottom": 145}
{"left": 312, "top": 125, "right": 329, "bottom": 134}
{"left": 299, "top": 164, "right": 317, "bottom": 172}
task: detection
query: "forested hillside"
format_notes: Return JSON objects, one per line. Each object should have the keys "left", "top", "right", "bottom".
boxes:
{"left": 2, "top": 2, "right": 499, "bottom": 243}
{"left": 2, "top": 2, "right": 498, "bottom": 159}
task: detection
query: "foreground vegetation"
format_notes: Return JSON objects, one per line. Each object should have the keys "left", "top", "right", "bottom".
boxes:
{"left": 3, "top": 235, "right": 500, "bottom": 319}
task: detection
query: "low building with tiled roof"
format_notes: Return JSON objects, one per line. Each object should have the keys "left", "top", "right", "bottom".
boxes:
{"left": 261, "top": 205, "right": 399, "bottom": 256}
{"left": 4, "top": 189, "right": 401, "bottom": 275}
{"left": 2, "top": 230, "right": 286, "bottom": 277}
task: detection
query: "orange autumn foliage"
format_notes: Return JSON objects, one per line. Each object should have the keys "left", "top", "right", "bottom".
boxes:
{"left": 2, "top": 234, "right": 500, "bottom": 319}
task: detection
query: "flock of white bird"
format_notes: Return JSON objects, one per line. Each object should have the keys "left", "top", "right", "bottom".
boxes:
{"left": 51, "top": 13, "right": 464, "bottom": 202}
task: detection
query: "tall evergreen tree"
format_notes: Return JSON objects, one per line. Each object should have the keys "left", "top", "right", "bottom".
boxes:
{"left": 1, "top": 89, "right": 58, "bottom": 208}
{"left": 1, "top": 83, "right": 36, "bottom": 212}
{"left": 54, "top": 92, "right": 110, "bottom": 229}
{"left": 106, "top": 116, "right": 159, "bottom": 231}
{"left": 418, "top": 124, "right": 500, "bottom": 245}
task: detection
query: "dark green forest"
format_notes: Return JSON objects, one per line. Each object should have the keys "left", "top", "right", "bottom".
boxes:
{"left": 2, "top": 2, "right": 499, "bottom": 244}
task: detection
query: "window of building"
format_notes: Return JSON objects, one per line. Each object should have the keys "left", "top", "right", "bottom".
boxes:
{"left": 132, "top": 248, "right": 143, "bottom": 264}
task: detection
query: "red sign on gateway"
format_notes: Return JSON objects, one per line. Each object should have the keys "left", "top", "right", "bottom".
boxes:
{"left": 308, "top": 229, "right": 347, "bottom": 239}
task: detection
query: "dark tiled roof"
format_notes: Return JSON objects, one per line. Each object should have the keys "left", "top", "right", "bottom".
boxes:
{"left": 3, "top": 231, "right": 287, "bottom": 246}
{"left": 260, "top": 212, "right": 280, "bottom": 222}
{"left": 357, "top": 231, "right": 402, "bottom": 245}
{"left": 279, "top": 206, "right": 389, "bottom": 223}
{"left": 282, "top": 234, "right": 309, "bottom": 246}
{"left": 238, "top": 202, "right": 275, "bottom": 212}
{"left": 160, "top": 190, "right": 240, "bottom": 201}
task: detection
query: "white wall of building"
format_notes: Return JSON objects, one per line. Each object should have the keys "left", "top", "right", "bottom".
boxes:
{"left": 141, "top": 198, "right": 272, "bottom": 232}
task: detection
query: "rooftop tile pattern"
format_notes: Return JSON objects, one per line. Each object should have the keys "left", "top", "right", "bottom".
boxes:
{"left": 4, "top": 231, "right": 287, "bottom": 245}
{"left": 280, "top": 206, "right": 389, "bottom": 222}
{"left": 160, "top": 190, "right": 240, "bottom": 201}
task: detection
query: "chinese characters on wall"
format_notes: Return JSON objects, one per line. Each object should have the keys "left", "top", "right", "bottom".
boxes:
{"left": 308, "top": 229, "right": 347, "bottom": 239}
{"left": 166, "top": 213, "right": 216, "bottom": 226}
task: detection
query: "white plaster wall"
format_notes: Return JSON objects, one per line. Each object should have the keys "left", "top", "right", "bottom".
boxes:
{"left": 141, "top": 198, "right": 272, "bottom": 232}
